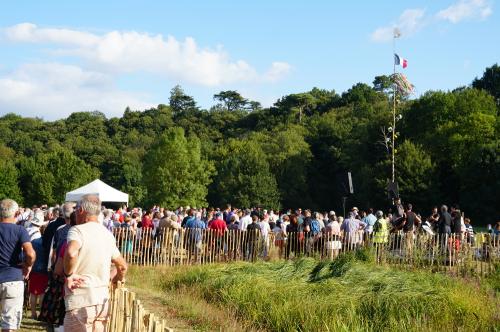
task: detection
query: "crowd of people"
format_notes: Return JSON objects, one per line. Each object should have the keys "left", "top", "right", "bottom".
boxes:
{"left": 1, "top": 195, "right": 499, "bottom": 331}
{"left": 0, "top": 196, "right": 127, "bottom": 332}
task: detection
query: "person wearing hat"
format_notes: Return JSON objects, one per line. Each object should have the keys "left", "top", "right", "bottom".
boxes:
{"left": 27, "top": 211, "right": 46, "bottom": 240}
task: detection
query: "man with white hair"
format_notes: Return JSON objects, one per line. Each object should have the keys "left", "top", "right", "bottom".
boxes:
{"left": 63, "top": 194, "right": 127, "bottom": 331}
{"left": 0, "top": 199, "right": 36, "bottom": 331}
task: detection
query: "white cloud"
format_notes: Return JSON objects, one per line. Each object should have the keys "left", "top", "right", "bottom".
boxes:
{"left": 371, "top": 9, "right": 426, "bottom": 42}
{"left": 263, "top": 62, "right": 292, "bottom": 82}
{"left": 436, "top": 0, "right": 492, "bottom": 23}
{"left": 0, "top": 63, "right": 154, "bottom": 120}
{"left": 3, "top": 23, "right": 290, "bottom": 86}
{"left": 371, "top": 0, "right": 493, "bottom": 42}
{"left": 4, "top": 23, "right": 99, "bottom": 46}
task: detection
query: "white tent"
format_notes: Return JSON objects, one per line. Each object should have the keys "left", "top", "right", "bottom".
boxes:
{"left": 65, "top": 179, "right": 129, "bottom": 203}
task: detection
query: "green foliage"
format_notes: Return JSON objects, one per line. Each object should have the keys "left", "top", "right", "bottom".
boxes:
{"left": 373, "top": 75, "right": 393, "bottom": 94}
{"left": 403, "top": 88, "right": 498, "bottom": 218}
{"left": 253, "top": 125, "right": 313, "bottom": 208}
{"left": 169, "top": 85, "right": 198, "bottom": 116}
{"left": 213, "top": 90, "right": 248, "bottom": 112}
{"left": 394, "top": 140, "right": 437, "bottom": 209}
{"left": 17, "top": 149, "right": 99, "bottom": 205}
{"left": 209, "top": 138, "right": 280, "bottom": 209}
{"left": 473, "top": 63, "right": 500, "bottom": 103}
{"left": 154, "top": 258, "right": 499, "bottom": 332}
{"left": 0, "top": 65, "right": 498, "bottom": 222}
{"left": 0, "top": 146, "right": 22, "bottom": 202}
{"left": 143, "top": 127, "right": 214, "bottom": 208}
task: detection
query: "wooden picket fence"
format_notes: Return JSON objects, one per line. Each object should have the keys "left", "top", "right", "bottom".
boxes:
{"left": 111, "top": 226, "right": 499, "bottom": 277}
{"left": 107, "top": 282, "right": 173, "bottom": 332}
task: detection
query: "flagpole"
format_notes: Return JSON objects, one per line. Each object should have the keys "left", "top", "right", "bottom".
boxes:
{"left": 392, "top": 29, "right": 397, "bottom": 186}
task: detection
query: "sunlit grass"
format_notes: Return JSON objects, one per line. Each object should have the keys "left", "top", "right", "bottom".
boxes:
{"left": 129, "top": 251, "right": 499, "bottom": 332}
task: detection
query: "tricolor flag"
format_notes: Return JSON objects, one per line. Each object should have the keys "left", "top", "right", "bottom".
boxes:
{"left": 394, "top": 53, "right": 408, "bottom": 69}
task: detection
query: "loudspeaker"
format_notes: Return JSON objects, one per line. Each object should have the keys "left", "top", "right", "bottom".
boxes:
{"left": 387, "top": 181, "right": 399, "bottom": 199}
{"left": 336, "top": 171, "right": 354, "bottom": 196}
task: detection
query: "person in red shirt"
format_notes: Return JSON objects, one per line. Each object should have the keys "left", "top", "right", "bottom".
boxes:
{"left": 208, "top": 212, "right": 227, "bottom": 256}
{"left": 209, "top": 212, "right": 227, "bottom": 236}
{"left": 141, "top": 211, "right": 153, "bottom": 229}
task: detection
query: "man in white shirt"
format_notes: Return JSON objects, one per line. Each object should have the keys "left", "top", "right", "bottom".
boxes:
{"left": 239, "top": 209, "right": 252, "bottom": 231}
{"left": 63, "top": 194, "right": 127, "bottom": 332}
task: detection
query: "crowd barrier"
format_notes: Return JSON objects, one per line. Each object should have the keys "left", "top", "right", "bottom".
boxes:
{"left": 107, "top": 282, "right": 173, "bottom": 332}
{"left": 111, "top": 227, "right": 499, "bottom": 277}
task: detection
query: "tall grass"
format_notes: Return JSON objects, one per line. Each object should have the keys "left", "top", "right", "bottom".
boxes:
{"left": 156, "top": 250, "right": 499, "bottom": 332}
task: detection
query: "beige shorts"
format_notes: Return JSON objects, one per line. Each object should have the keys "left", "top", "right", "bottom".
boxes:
{"left": 0, "top": 280, "right": 24, "bottom": 330}
{"left": 64, "top": 300, "right": 109, "bottom": 332}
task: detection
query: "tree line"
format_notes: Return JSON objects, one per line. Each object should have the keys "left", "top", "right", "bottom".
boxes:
{"left": 0, "top": 64, "right": 498, "bottom": 224}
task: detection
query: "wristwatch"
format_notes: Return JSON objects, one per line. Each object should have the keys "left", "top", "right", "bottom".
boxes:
{"left": 64, "top": 271, "right": 73, "bottom": 278}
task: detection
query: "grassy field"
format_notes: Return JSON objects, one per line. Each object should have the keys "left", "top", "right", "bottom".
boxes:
{"left": 128, "top": 251, "right": 500, "bottom": 332}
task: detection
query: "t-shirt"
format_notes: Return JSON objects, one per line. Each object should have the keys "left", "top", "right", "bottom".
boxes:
{"left": 247, "top": 223, "right": 261, "bottom": 241}
{"left": 404, "top": 211, "right": 416, "bottom": 232}
{"left": 31, "top": 237, "right": 48, "bottom": 274}
{"left": 64, "top": 222, "right": 121, "bottom": 311}
{"left": 310, "top": 219, "right": 321, "bottom": 235}
{"left": 41, "top": 217, "right": 65, "bottom": 268}
{"left": 141, "top": 215, "right": 153, "bottom": 229}
{"left": 239, "top": 215, "right": 252, "bottom": 231}
{"left": 209, "top": 218, "right": 227, "bottom": 236}
{"left": 0, "top": 223, "right": 31, "bottom": 283}
{"left": 438, "top": 212, "right": 452, "bottom": 234}
{"left": 363, "top": 214, "right": 377, "bottom": 233}
{"left": 42, "top": 218, "right": 65, "bottom": 253}
{"left": 258, "top": 221, "right": 271, "bottom": 237}
{"left": 53, "top": 224, "right": 70, "bottom": 254}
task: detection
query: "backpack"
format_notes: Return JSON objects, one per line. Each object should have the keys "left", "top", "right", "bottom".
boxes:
{"left": 373, "top": 219, "right": 382, "bottom": 232}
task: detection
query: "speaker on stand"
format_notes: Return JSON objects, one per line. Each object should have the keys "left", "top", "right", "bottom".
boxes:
{"left": 336, "top": 171, "right": 354, "bottom": 217}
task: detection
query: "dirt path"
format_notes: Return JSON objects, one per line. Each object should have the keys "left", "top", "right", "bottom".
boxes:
{"left": 125, "top": 284, "right": 195, "bottom": 331}
{"left": 126, "top": 282, "right": 256, "bottom": 332}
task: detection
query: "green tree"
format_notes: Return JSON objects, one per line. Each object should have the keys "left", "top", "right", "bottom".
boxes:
{"left": 373, "top": 75, "right": 393, "bottom": 94}
{"left": 102, "top": 149, "right": 146, "bottom": 207}
{"left": 275, "top": 93, "right": 317, "bottom": 123}
{"left": 143, "top": 127, "right": 214, "bottom": 208}
{"left": 472, "top": 63, "right": 500, "bottom": 105}
{"left": 213, "top": 90, "right": 248, "bottom": 112}
{"left": 209, "top": 138, "right": 280, "bottom": 209}
{"left": 251, "top": 126, "right": 312, "bottom": 208}
{"left": 17, "top": 149, "right": 98, "bottom": 205}
{"left": 46, "top": 149, "right": 99, "bottom": 202}
{"left": 169, "top": 85, "right": 197, "bottom": 116}
{"left": 0, "top": 146, "right": 22, "bottom": 202}
{"left": 394, "top": 140, "right": 436, "bottom": 209}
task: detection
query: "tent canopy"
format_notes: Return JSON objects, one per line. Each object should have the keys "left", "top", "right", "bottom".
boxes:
{"left": 65, "top": 179, "right": 129, "bottom": 203}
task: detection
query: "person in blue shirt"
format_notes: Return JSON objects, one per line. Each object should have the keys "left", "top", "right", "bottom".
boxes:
{"left": 362, "top": 208, "right": 377, "bottom": 234}
{"left": 0, "top": 199, "right": 36, "bottom": 331}
{"left": 184, "top": 211, "right": 206, "bottom": 259}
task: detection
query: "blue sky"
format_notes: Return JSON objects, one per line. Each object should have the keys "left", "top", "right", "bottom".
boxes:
{"left": 0, "top": 0, "right": 498, "bottom": 119}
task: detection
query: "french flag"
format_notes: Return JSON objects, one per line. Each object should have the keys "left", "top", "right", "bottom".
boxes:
{"left": 394, "top": 54, "right": 408, "bottom": 69}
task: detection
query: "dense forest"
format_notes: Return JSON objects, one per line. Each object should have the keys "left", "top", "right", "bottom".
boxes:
{"left": 0, "top": 64, "right": 498, "bottom": 224}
